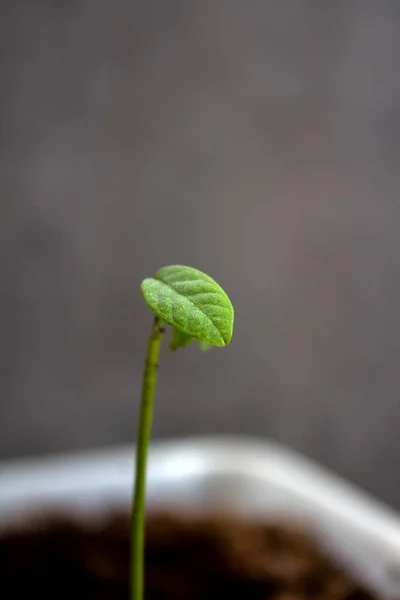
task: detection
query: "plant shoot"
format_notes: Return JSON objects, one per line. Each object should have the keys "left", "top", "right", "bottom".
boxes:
{"left": 131, "top": 265, "right": 234, "bottom": 600}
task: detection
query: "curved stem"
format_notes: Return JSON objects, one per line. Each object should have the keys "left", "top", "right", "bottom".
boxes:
{"left": 131, "top": 316, "right": 164, "bottom": 600}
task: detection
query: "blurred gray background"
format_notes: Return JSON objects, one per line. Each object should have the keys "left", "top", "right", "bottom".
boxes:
{"left": 1, "top": 1, "right": 400, "bottom": 507}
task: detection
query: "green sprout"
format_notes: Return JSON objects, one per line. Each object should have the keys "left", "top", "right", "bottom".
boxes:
{"left": 131, "top": 265, "right": 234, "bottom": 600}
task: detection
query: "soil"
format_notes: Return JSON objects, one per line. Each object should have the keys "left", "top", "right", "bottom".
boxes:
{"left": 0, "top": 510, "right": 387, "bottom": 600}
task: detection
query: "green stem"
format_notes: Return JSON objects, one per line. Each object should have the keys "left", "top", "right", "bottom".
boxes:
{"left": 131, "top": 316, "right": 164, "bottom": 600}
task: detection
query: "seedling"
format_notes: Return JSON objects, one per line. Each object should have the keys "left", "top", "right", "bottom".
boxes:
{"left": 131, "top": 265, "right": 234, "bottom": 600}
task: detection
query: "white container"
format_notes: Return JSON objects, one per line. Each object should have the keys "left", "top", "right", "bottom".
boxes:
{"left": 1, "top": 436, "right": 400, "bottom": 596}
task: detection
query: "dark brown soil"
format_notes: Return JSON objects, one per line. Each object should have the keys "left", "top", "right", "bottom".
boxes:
{"left": 0, "top": 510, "right": 386, "bottom": 599}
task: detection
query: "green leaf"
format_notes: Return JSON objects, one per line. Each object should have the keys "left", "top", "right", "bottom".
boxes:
{"left": 197, "top": 340, "right": 212, "bottom": 352}
{"left": 170, "top": 327, "right": 194, "bottom": 351}
{"left": 141, "top": 265, "right": 234, "bottom": 347}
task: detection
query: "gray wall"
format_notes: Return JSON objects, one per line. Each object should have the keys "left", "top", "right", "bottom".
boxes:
{"left": 2, "top": 2, "right": 400, "bottom": 507}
